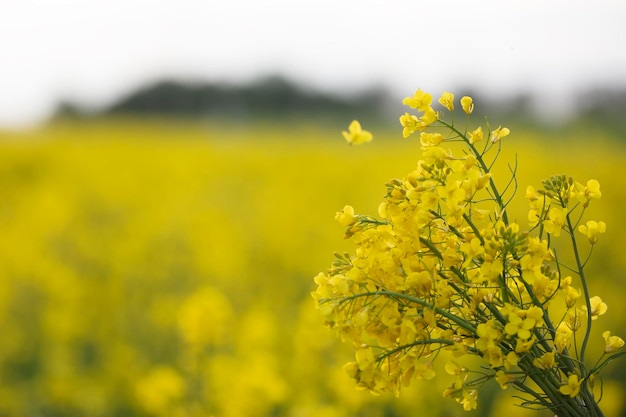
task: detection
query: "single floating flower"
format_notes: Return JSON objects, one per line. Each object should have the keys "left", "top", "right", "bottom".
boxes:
{"left": 342, "top": 120, "right": 373, "bottom": 145}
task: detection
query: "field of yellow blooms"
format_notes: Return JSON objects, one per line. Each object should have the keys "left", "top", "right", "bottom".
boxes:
{"left": 0, "top": 119, "right": 625, "bottom": 417}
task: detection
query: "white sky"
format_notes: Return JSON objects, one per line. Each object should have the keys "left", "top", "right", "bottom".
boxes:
{"left": 1, "top": 0, "right": 625, "bottom": 127}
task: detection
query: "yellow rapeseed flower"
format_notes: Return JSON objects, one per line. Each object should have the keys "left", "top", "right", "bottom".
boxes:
{"left": 342, "top": 120, "right": 373, "bottom": 145}
{"left": 468, "top": 126, "right": 483, "bottom": 144}
{"left": 399, "top": 112, "right": 420, "bottom": 138}
{"left": 491, "top": 126, "right": 510, "bottom": 143}
{"left": 559, "top": 374, "right": 582, "bottom": 398}
{"left": 573, "top": 179, "right": 602, "bottom": 206}
{"left": 555, "top": 322, "right": 573, "bottom": 352}
{"left": 439, "top": 92, "right": 455, "bottom": 111}
{"left": 603, "top": 331, "right": 625, "bottom": 353}
{"left": 419, "top": 132, "right": 444, "bottom": 147}
{"left": 578, "top": 220, "right": 606, "bottom": 244}
{"left": 403, "top": 89, "right": 433, "bottom": 111}
{"left": 460, "top": 96, "right": 474, "bottom": 114}
{"left": 504, "top": 312, "right": 535, "bottom": 340}
{"left": 533, "top": 351, "right": 556, "bottom": 369}
{"left": 543, "top": 206, "right": 567, "bottom": 237}
{"left": 335, "top": 205, "right": 356, "bottom": 226}
{"left": 495, "top": 370, "right": 515, "bottom": 389}
{"left": 586, "top": 296, "right": 608, "bottom": 320}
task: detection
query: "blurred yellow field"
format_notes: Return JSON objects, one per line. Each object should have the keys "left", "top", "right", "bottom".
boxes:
{"left": 0, "top": 120, "right": 625, "bottom": 417}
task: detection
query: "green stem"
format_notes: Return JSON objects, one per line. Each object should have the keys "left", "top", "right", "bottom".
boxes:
{"left": 377, "top": 338, "right": 456, "bottom": 361}
{"left": 341, "top": 290, "right": 477, "bottom": 335}
{"left": 565, "top": 213, "right": 593, "bottom": 366}
{"left": 438, "top": 119, "right": 510, "bottom": 225}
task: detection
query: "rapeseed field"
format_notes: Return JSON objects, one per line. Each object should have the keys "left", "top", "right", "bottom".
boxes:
{"left": 0, "top": 118, "right": 625, "bottom": 417}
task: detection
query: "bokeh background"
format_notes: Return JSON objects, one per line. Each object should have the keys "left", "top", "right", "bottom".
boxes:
{"left": 1, "top": 1, "right": 626, "bottom": 416}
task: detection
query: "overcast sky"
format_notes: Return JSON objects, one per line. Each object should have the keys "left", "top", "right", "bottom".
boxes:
{"left": 1, "top": 0, "right": 625, "bottom": 127}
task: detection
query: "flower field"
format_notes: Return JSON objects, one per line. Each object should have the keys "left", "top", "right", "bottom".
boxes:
{"left": 0, "top": 119, "right": 625, "bottom": 416}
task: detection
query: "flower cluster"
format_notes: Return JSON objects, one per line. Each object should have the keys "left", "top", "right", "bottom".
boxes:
{"left": 313, "top": 89, "right": 625, "bottom": 416}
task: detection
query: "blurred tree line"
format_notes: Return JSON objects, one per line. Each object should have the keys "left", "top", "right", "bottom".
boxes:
{"left": 54, "top": 75, "right": 626, "bottom": 135}
{"left": 54, "top": 75, "right": 391, "bottom": 126}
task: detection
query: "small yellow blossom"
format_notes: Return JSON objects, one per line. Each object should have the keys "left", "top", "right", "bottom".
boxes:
{"left": 515, "top": 336, "right": 536, "bottom": 353}
{"left": 342, "top": 120, "right": 373, "bottom": 145}
{"left": 578, "top": 220, "right": 606, "bottom": 244}
{"left": 413, "top": 362, "right": 436, "bottom": 380}
{"left": 504, "top": 351, "right": 519, "bottom": 370}
{"left": 482, "top": 346, "right": 504, "bottom": 368}
{"left": 491, "top": 126, "right": 510, "bottom": 143}
{"left": 475, "top": 173, "right": 491, "bottom": 190}
{"left": 495, "top": 370, "right": 515, "bottom": 389}
{"left": 439, "top": 92, "right": 455, "bottom": 111}
{"left": 504, "top": 312, "right": 535, "bottom": 340}
{"left": 399, "top": 112, "right": 420, "bottom": 138}
{"left": 559, "top": 374, "right": 582, "bottom": 398}
{"left": 461, "top": 96, "right": 474, "bottom": 114}
{"left": 603, "top": 331, "right": 625, "bottom": 353}
{"left": 526, "top": 185, "right": 538, "bottom": 201}
{"left": 585, "top": 179, "right": 601, "bottom": 198}
{"left": 399, "top": 108, "right": 439, "bottom": 137}
{"left": 444, "top": 361, "right": 465, "bottom": 376}
{"left": 461, "top": 389, "right": 478, "bottom": 411}
{"left": 468, "top": 126, "right": 483, "bottom": 144}
{"left": 420, "top": 132, "right": 445, "bottom": 147}
{"left": 343, "top": 361, "right": 359, "bottom": 379}
{"left": 560, "top": 276, "right": 581, "bottom": 308}
{"left": 555, "top": 323, "right": 573, "bottom": 352}
{"left": 585, "top": 296, "right": 608, "bottom": 320}
{"left": 403, "top": 89, "right": 433, "bottom": 111}
{"left": 355, "top": 346, "right": 375, "bottom": 368}
{"left": 525, "top": 306, "right": 544, "bottom": 326}
{"left": 566, "top": 308, "right": 585, "bottom": 331}
{"left": 335, "top": 205, "right": 356, "bottom": 226}
{"left": 573, "top": 179, "right": 602, "bottom": 206}
{"left": 421, "top": 106, "right": 439, "bottom": 125}
{"left": 543, "top": 206, "right": 567, "bottom": 237}
{"left": 533, "top": 351, "right": 556, "bottom": 369}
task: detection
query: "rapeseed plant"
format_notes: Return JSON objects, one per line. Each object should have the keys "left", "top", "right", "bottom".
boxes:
{"left": 313, "top": 89, "right": 625, "bottom": 416}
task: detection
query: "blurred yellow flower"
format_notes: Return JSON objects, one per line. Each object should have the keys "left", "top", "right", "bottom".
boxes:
{"left": 419, "top": 132, "right": 444, "bottom": 147}
{"left": 603, "top": 331, "right": 625, "bottom": 353}
{"left": 342, "top": 120, "right": 373, "bottom": 145}
{"left": 533, "top": 351, "right": 556, "bottom": 369}
{"left": 491, "top": 126, "right": 510, "bottom": 143}
{"left": 587, "top": 296, "right": 608, "bottom": 320}
{"left": 559, "top": 374, "right": 582, "bottom": 398}
{"left": 134, "top": 366, "right": 185, "bottom": 414}
{"left": 468, "top": 126, "right": 483, "bottom": 144}
{"left": 578, "top": 220, "right": 606, "bottom": 244}
{"left": 335, "top": 205, "right": 356, "bottom": 226}
{"left": 495, "top": 370, "right": 515, "bottom": 389}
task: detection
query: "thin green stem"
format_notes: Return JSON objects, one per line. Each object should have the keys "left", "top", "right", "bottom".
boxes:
{"left": 565, "top": 213, "right": 593, "bottom": 366}
{"left": 339, "top": 290, "right": 477, "bottom": 335}
{"left": 438, "top": 118, "right": 510, "bottom": 225}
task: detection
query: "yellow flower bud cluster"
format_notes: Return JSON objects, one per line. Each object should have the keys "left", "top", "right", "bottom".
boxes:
{"left": 313, "top": 90, "right": 624, "bottom": 415}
